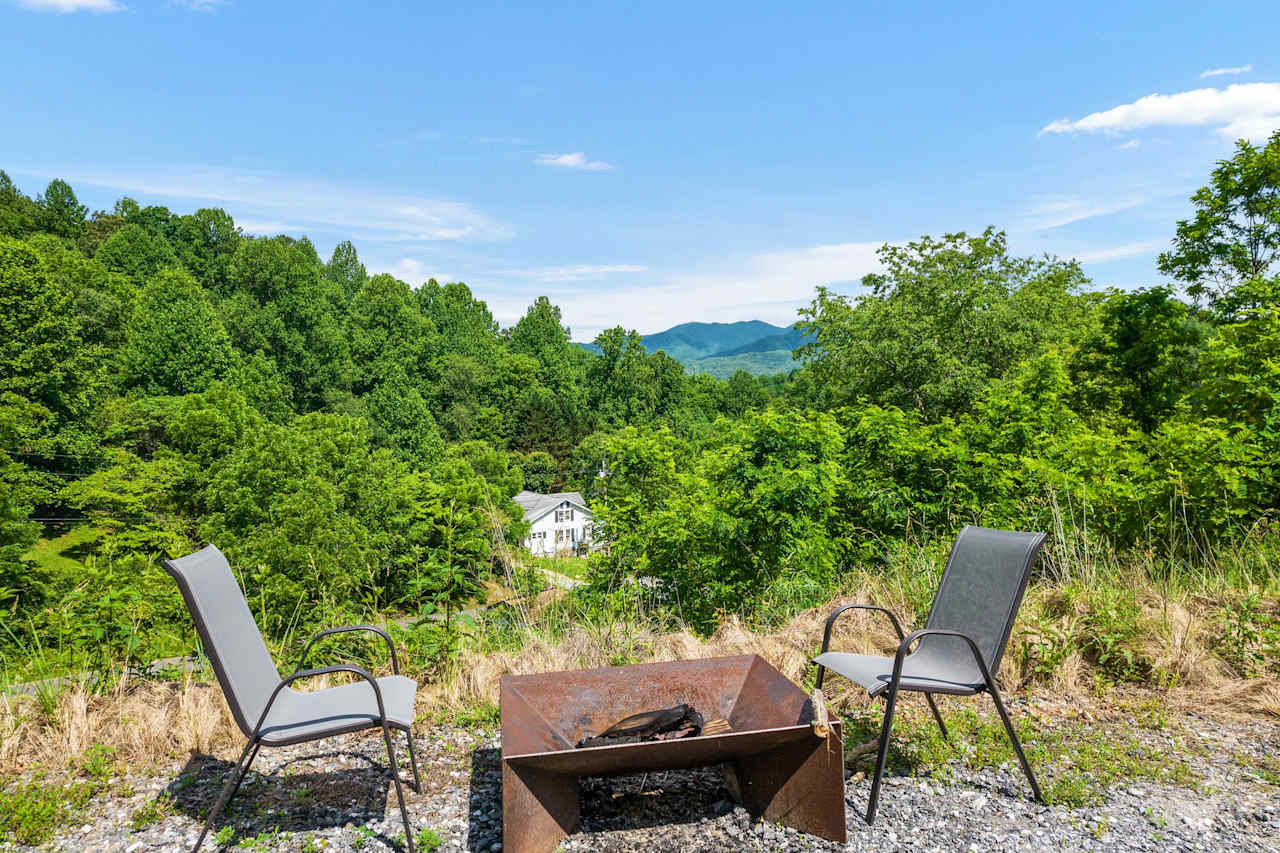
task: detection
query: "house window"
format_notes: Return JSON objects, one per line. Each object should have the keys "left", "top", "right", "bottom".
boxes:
{"left": 555, "top": 504, "right": 574, "bottom": 522}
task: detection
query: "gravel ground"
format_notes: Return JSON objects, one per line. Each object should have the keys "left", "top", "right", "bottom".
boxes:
{"left": 6, "top": 711, "right": 1278, "bottom": 852}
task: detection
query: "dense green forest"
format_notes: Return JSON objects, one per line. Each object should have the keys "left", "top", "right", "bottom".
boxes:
{"left": 2, "top": 130, "right": 1279, "bottom": 680}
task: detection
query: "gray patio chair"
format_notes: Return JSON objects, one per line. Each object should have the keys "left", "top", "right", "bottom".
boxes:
{"left": 813, "top": 525, "right": 1046, "bottom": 823}
{"left": 164, "top": 544, "right": 423, "bottom": 852}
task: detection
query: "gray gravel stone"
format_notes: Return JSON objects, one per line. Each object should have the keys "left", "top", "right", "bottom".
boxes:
{"left": 2, "top": 714, "right": 1275, "bottom": 852}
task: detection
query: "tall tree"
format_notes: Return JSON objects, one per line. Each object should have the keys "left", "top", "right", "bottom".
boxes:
{"left": 798, "top": 228, "right": 1087, "bottom": 419}
{"left": 36, "top": 179, "right": 87, "bottom": 240}
{"left": 326, "top": 240, "right": 367, "bottom": 303}
{"left": 509, "top": 296, "right": 575, "bottom": 392}
{"left": 122, "top": 267, "right": 234, "bottom": 395}
{"left": 1158, "top": 129, "right": 1280, "bottom": 316}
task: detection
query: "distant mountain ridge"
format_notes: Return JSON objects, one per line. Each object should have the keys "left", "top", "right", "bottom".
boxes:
{"left": 576, "top": 320, "right": 811, "bottom": 378}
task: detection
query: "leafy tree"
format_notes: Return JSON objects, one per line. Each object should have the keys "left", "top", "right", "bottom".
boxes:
{"left": 586, "top": 327, "right": 657, "bottom": 428}
{"left": 220, "top": 237, "right": 352, "bottom": 409}
{"left": 122, "top": 267, "right": 234, "bottom": 395}
{"left": 169, "top": 208, "right": 240, "bottom": 288}
{"left": 347, "top": 273, "right": 437, "bottom": 394}
{"left": 94, "top": 223, "right": 177, "bottom": 282}
{"left": 0, "top": 171, "right": 40, "bottom": 237}
{"left": 518, "top": 450, "right": 557, "bottom": 492}
{"left": 326, "top": 240, "right": 367, "bottom": 302}
{"left": 1071, "top": 287, "right": 1210, "bottom": 430}
{"left": 723, "top": 369, "right": 769, "bottom": 416}
{"left": 418, "top": 280, "right": 501, "bottom": 359}
{"left": 36, "top": 179, "right": 87, "bottom": 240}
{"left": 510, "top": 296, "right": 577, "bottom": 392}
{"left": 0, "top": 394, "right": 52, "bottom": 612}
{"left": 798, "top": 229, "right": 1087, "bottom": 419}
{"left": 0, "top": 237, "right": 101, "bottom": 426}
{"left": 1159, "top": 130, "right": 1280, "bottom": 315}
{"left": 365, "top": 368, "right": 446, "bottom": 467}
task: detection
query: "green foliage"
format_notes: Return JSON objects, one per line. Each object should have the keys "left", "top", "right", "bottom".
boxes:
{"left": 841, "top": 706, "right": 1194, "bottom": 809}
{"left": 591, "top": 408, "right": 844, "bottom": 628}
{"left": 415, "top": 826, "right": 445, "bottom": 851}
{"left": 3, "top": 157, "right": 1279, "bottom": 691}
{"left": 123, "top": 267, "right": 234, "bottom": 395}
{"left": 798, "top": 228, "right": 1087, "bottom": 419}
{"left": 94, "top": 223, "right": 177, "bottom": 282}
{"left": 36, "top": 179, "right": 87, "bottom": 240}
{"left": 1158, "top": 129, "right": 1280, "bottom": 315}
{"left": 0, "top": 778, "right": 95, "bottom": 845}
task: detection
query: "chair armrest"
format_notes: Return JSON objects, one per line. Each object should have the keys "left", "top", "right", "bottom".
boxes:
{"left": 891, "top": 628, "right": 995, "bottom": 688}
{"left": 250, "top": 664, "right": 386, "bottom": 741}
{"left": 294, "top": 625, "right": 400, "bottom": 675}
{"left": 820, "top": 604, "right": 905, "bottom": 655}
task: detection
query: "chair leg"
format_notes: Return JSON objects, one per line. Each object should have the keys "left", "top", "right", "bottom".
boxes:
{"left": 192, "top": 737, "right": 259, "bottom": 852}
{"left": 865, "top": 683, "right": 902, "bottom": 825}
{"left": 985, "top": 681, "right": 1043, "bottom": 803}
{"left": 404, "top": 727, "right": 423, "bottom": 794}
{"left": 924, "top": 693, "right": 949, "bottom": 741}
{"left": 379, "top": 719, "right": 416, "bottom": 853}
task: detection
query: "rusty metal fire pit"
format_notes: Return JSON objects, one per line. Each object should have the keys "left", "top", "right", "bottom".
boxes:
{"left": 499, "top": 654, "right": 845, "bottom": 853}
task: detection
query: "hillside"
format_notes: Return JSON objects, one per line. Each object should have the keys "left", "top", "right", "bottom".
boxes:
{"left": 577, "top": 320, "right": 808, "bottom": 376}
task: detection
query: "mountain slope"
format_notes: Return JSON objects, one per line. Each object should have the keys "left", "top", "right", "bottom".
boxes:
{"left": 574, "top": 319, "right": 806, "bottom": 376}
{"left": 640, "top": 320, "right": 785, "bottom": 361}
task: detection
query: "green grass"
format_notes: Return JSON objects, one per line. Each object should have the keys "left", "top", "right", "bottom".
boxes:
{"left": 22, "top": 525, "right": 103, "bottom": 576}
{"left": 435, "top": 698, "right": 500, "bottom": 728}
{"left": 533, "top": 555, "right": 590, "bottom": 581}
{"left": 416, "top": 826, "right": 445, "bottom": 851}
{"left": 129, "top": 793, "right": 173, "bottom": 831}
{"left": 0, "top": 778, "right": 95, "bottom": 845}
{"left": 841, "top": 705, "right": 1197, "bottom": 808}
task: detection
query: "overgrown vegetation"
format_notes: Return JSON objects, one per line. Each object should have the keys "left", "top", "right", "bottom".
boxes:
{"left": 1, "top": 134, "right": 1279, "bottom": 757}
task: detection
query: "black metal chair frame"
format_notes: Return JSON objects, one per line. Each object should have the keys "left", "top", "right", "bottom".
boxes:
{"left": 816, "top": 605, "right": 1043, "bottom": 824}
{"left": 193, "top": 625, "right": 423, "bottom": 852}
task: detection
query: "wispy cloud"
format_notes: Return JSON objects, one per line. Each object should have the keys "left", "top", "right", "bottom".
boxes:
{"left": 492, "top": 241, "right": 884, "bottom": 339}
{"left": 1201, "top": 64, "right": 1252, "bottom": 79}
{"left": 371, "top": 258, "right": 456, "bottom": 285}
{"left": 22, "top": 164, "right": 509, "bottom": 243}
{"left": 1073, "top": 240, "right": 1166, "bottom": 264}
{"left": 1039, "top": 82, "right": 1280, "bottom": 142}
{"left": 1118, "top": 139, "right": 1141, "bottom": 150}
{"left": 17, "top": 0, "right": 122, "bottom": 11}
{"left": 521, "top": 264, "right": 647, "bottom": 282}
{"left": 1021, "top": 194, "right": 1148, "bottom": 231}
{"left": 535, "top": 152, "right": 613, "bottom": 171}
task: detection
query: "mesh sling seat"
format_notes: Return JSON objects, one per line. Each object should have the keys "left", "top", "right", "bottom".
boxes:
{"left": 813, "top": 525, "right": 1047, "bottom": 823}
{"left": 164, "top": 545, "right": 423, "bottom": 852}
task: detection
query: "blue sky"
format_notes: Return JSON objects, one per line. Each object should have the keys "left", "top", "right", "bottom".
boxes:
{"left": 4, "top": 0, "right": 1279, "bottom": 339}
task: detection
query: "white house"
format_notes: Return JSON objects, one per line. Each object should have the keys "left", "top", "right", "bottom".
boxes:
{"left": 514, "top": 490, "right": 594, "bottom": 556}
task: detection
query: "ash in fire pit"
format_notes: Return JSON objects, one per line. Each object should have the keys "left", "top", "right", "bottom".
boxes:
{"left": 576, "top": 703, "right": 730, "bottom": 748}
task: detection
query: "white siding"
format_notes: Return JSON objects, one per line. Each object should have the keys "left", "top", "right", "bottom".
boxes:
{"left": 524, "top": 500, "right": 594, "bottom": 556}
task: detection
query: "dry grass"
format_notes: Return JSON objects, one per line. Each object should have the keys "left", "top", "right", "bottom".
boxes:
{"left": 2, "top": 575, "right": 1275, "bottom": 778}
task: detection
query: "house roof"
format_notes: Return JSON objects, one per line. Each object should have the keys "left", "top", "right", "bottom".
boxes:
{"left": 514, "top": 490, "right": 590, "bottom": 524}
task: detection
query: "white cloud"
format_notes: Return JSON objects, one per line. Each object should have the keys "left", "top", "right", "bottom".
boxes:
{"left": 23, "top": 164, "right": 509, "bottom": 243}
{"left": 234, "top": 220, "right": 306, "bottom": 235}
{"left": 370, "top": 258, "right": 456, "bottom": 284}
{"left": 535, "top": 152, "right": 613, "bottom": 171}
{"left": 498, "top": 241, "right": 884, "bottom": 340}
{"left": 17, "top": 0, "right": 122, "bottom": 11}
{"left": 1201, "top": 64, "right": 1252, "bottom": 78}
{"left": 1039, "top": 82, "right": 1280, "bottom": 142}
{"left": 522, "top": 264, "right": 647, "bottom": 282}
{"left": 1072, "top": 240, "right": 1166, "bottom": 264}
{"left": 1118, "top": 139, "right": 1141, "bottom": 150}
{"left": 1021, "top": 194, "right": 1148, "bottom": 231}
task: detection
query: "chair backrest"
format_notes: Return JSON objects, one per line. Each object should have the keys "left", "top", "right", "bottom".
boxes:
{"left": 164, "top": 545, "right": 280, "bottom": 738}
{"left": 924, "top": 525, "right": 1047, "bottom": 673}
